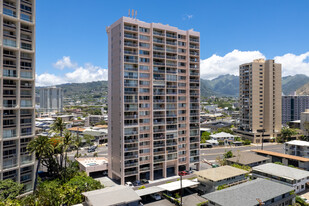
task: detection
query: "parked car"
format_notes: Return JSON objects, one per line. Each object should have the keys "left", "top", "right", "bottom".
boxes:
{"left": 125, "top": 182, "right": 134, "bottom": 187}
{"left": 133, "top": 180, "right": 141, "bottom": 186}
{"left": 88, "top": 145, "right": 97, "bottom": 153}
{"left": 150, "top": 193, "right": 161, "bottom": 200}
{"left": 141, "top": 179, "right": 149, "bottom": 184}
{"left": 88, "top": 148, "right": 95, "bottom": 153}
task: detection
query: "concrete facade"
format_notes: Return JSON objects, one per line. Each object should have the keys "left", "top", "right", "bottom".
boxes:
{"left": 0, "top": 0, "right": 36, "bottom": 194}
{"left": 107, "top": 17, "right": 200, "bottom": 184}
{"left": 237, "top": 59, "right": 282, "bottom": 143}
{"left": 39, "top": 87, "right": 63, "bottom": 113}
{"left": 301, "top": 109, "right": 309, "bottom": 136}
{"left": 282, "top": 95, "right": 309, "bottom": 125}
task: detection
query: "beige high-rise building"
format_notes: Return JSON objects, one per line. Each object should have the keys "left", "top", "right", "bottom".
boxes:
{"left": 107, "top": 16, "right": 200, "bottom": 184}
{"left": 0, "top": 0, "right": 36, "bottom": 194}
{"left": 237, "top": 59, "right": 282, "bottom": 143}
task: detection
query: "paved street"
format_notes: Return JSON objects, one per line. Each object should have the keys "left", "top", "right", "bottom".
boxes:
{"left": 67, "top": 145, "right": 108, "bottom": 161}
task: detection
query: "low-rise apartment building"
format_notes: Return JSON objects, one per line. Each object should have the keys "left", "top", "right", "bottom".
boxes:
{"left": 285, "top": 140, "right": 309, "bottom": 158}
{"left": 252, "top": 163, "right": 309, "bottom": 193}
{"left": 226, "top": 152, "right": 270, "bottom": 167}
{"left": 252, "top": 149, "right": 309, "bottom": 170}
{"left": 202, "top": 178, "right": 295, "bottom": 206}
{"left": 195, "top": 165, "right": 248, "bottom": 193}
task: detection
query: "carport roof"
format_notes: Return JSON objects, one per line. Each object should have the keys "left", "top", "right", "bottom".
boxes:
{"left": 135, "top": 186, "right": 165, "bottom": 196}
{"left": 157, "top": 179, "right": 199, "bottom": 192}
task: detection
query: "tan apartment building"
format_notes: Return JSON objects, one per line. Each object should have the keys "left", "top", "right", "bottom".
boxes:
{"left": 107, "top": 16, "right": 200, "bottom": 184}
{"left": 0, "top": 0, "right": 36, "bottom": 194}
{"left": 236, "top": 59, "right": 282, "bottom": 143}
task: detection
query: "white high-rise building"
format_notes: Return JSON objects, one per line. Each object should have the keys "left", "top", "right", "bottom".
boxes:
{"left": 39, "top": 87, "right": 63, "bottom": 113}
{"left": 0, "top": 0, "right": 36, "bottom": 194}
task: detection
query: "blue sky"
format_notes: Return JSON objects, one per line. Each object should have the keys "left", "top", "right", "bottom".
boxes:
{"left": 36, "top": 0, "right": 309, "bottom": 86}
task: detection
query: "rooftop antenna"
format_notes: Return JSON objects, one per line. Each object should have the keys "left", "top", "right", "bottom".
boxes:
{"left": 128, "top": 9, "right": 130, "bottom": 17}
{"left": 132, "top": 9, "right": 134, "bottom": 18}
{"left": 135, "top": 10, "right": 137, "bottom": 19}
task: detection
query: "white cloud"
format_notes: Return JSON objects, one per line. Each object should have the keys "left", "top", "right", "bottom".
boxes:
{"left": 53, "top": 56, "right": 77, "bottom": 70}
{"left": 274, "top": 52, "right": 309, "bottom": 76}
{"left": 200, "top": 50, "right": 309, "bottom": 79}
{"left": 200, "top": 49, "right": 265, "bottom": 79}
{"left": 36, "top": 57, "right": 107, "bottom": 87}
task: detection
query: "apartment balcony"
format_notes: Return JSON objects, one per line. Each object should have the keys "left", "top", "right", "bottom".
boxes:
{"left": 153, "top": 140, "right": 165, "bottom": 147}
{"left": 3, "top": 7, "right": 17, "bottom": 18}
{"left": 21, "top": 131, "right": 33, "bottom": 137}
{"left": 154, "top": 135, "right": 165, "bottom": 140}
{"left": 124, "top": 154, "right": 138, "bottom": 160}
{"left": 140, "top": 167, "right": 150, "bottom": 172}
{"left": 124, "top": 58, "right": 138, "bottom": 63}
{"left": 3, "top": 38, "right": 17, "bottom": 48}
{"left": 153, "top": 46, "right": 165, "bottom": 51}
{"left": 166, "top": 33, "right": 177, "bottom": 39}
{"left": 153, "top": 129, "right": 165, "bottom": 133}
{"left": 190, "top": 44, "right": 199, "bottom": 50}
{"left": 124, "top": 50, "right": 138, "bottom": 55}
{"left": 166, "top": 48, "right": 177, "bottom": 53}
{"left": 153, "top": 61, "right": 165, "bottom": 66}
{"left": 3, "top": 157, "right": 18, "bottom": 169}
{"left": 154, "top": 150, "right": 165, "bottom": 155}
{"left": 20, "top": 71, "right": 33, "bottom": 79}
{"left": 190, "top": 37, "right": 199, "bottom": 43}
{"left": 154, "top": 158, "right": 165, "bottom": 163}
{"left": 190, "top": 79, "right": 199, "bottom": 83}
{"left": 154, "top": 119, "right": 165, "bottom": 125}
{"left": 166, "top": 40, "right": 177, "bottom": 46}
{"left": 153, "top": 39, "right": 165, "bottom": 44}
{"left": 125, "top": 170, "right": 138, "bottom": 176}
{"left": 190, "top": 137, "right": 199, "bottom": 143}
{"left": 124, "top": 25, "right": 137, "bottom": 31}
{"left": 166, "top": 142, "right": 177, "bottom": 146}
{"left": 190, "top": 156, "right": 199, "bottom": 163}
{"left": 190, "top": 51, "right": 199, "bottom": 56}
{"left": 153, "top": 31, "right": 164, "bottom": 36}
{"left": 3, "top": 102, "right": 17, "bottom": 108}
{"left": 124, "top": 41, "right": 138, "bottom": 47}
{"left": 20, "top": 155, "right": 33, "bottom": 165}
{"left": 125, "top": 162, "right": 138, "bottom": 168}
{"left": 124, "top": 138, "right": 138, "bottom": 144}
{"left": 3, "top": 129, "right": 16, "bottom": 139}
{"left": 153, "top": 164, "right": 163, "bottom": 170}
{"left": 124, "top": 33, "right": 138, "bottom": 39}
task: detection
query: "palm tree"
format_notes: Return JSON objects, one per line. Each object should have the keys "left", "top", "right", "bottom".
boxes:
{"left": 72, "top": 133, "right": 82, "bottom": 158}
{"left": 27, "top": 136, "right": 53, "bottom": 193}
{"left": 50, "top": 117, "right": 66, "bottom": 137}
{"left": 61, "top": 130, "right": 73, "bottom": 181}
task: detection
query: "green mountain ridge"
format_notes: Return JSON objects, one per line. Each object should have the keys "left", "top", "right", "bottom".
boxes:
{"left": 36, "top": 74, "right": 309, "bottom": 100}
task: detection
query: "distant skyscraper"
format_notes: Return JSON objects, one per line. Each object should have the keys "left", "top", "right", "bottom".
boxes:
{"left": 107, "top": 16, "right": 200, "bottom": 184}
{"left": 1, "top": 0, "right": 36, "bottom": 194}
{"left": 237, "top": 59, "right": 282, "bottom": 143}
{"left": 282, "top": 95, "right": 309, "bottom": 124}
{"left": 39, "top": 87, "right": 63, "bottom": 113}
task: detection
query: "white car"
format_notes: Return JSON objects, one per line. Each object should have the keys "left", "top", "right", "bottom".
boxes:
{"left": 125, "top": 182, "right": 133, "bottom": 187}
{"left": 150, "top": 193, "right": 161, "bottom": 200}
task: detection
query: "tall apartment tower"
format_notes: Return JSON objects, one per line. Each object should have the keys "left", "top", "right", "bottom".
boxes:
{"left": 237, "top": 59, "right": 282, "bottom": 143}
{"left": 107, "top": 17, "right": 200, "bottom": 184}
{"left": 282, "top": 95, "right": 309, "bottom": 124}
{"left": 39, "top": 87, "right": 63, "bottom": 113}
{"left": 0, "top": 0, "right": 36, "bottom": 194}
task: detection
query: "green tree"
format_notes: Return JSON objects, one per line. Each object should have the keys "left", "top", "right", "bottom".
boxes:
{"left": 201, "top": 131, "right": 211, "bottom": 143}
{"left": 59, "top": 130, "right": 74, "bottom": 181}
{"left": 62, "top": 173, "right": 103, "bottom": 205}
{"left": 83, "top": 134, "right": 95, "bottom": 146}
{"left": 0, "top": 179, "right": 23, "bottom": 202}
{"left": 27, "top": 136, "right": 53, "bottom": 193}
{"left": 223, "top": 150, "right": 233, "bottom": 159}
{"left": 279, "top": 127, "right": 297, "bottom": 142}
{"left": 50, "top": 117, "right": 66, "bottom": 137}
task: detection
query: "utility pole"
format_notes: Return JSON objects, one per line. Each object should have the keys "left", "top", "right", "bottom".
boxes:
{"left": 179, "top": 171, "right": 185, "bottom": 205}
